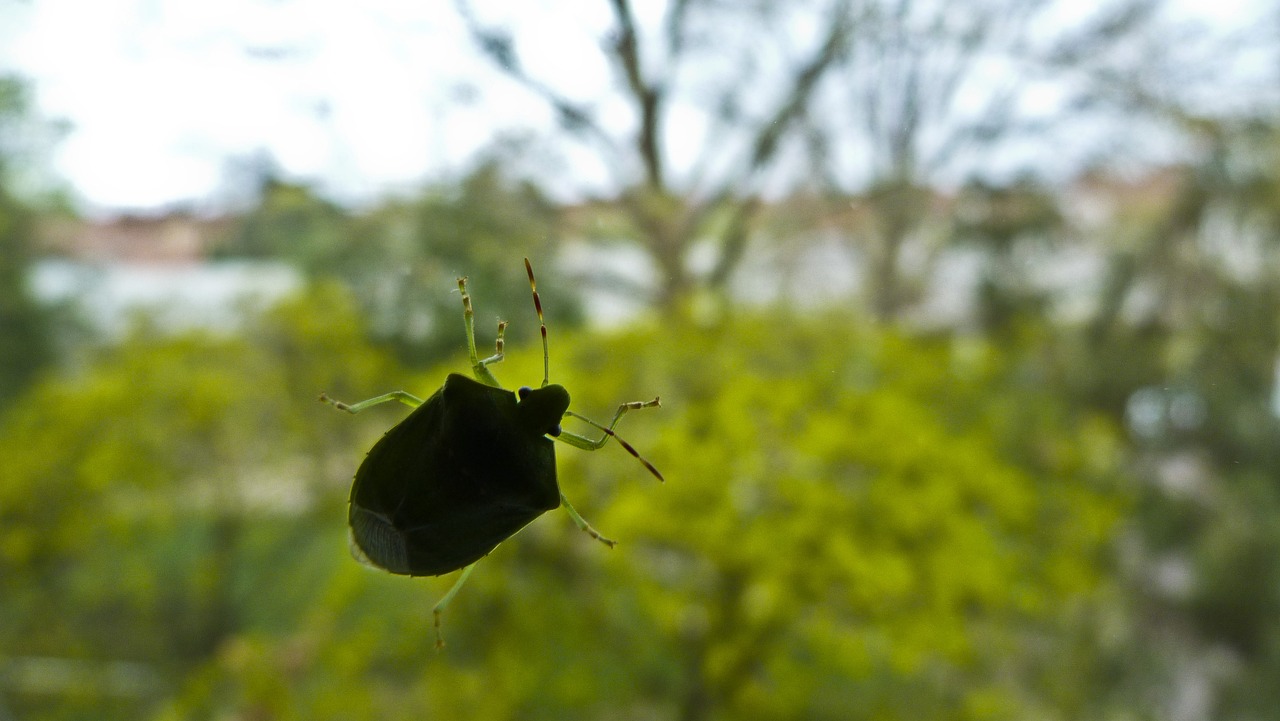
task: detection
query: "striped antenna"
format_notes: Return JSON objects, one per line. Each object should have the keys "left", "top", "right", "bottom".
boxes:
{"left": 524, "top": 257, "right": 550, "bottom": 388}
{"left": 565, "top": 410, "right": 665, "bottom": 482}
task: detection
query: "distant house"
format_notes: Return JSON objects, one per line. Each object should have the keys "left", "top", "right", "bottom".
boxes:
{"left": 39, "top": 210, "right": 233, "bottom": 264}
{"left": 33, "top": 210, "right": 299, "bottom": 336}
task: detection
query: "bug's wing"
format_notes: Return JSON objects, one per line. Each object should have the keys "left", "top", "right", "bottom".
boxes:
{"left": 348, "top": 511, "right": 406, "bottom": 572}
{"left": 348, "top": 375, "right": 561, "bottom": 577}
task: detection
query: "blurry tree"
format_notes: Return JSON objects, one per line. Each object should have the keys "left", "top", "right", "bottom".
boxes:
{"left": 451, "top": 0, "right": 1249, "bottom": 321}
{"left": 908, "top": 108, "right": 1280, "bottom": 715}
{"left": 218, "top": 157, "right": 581, "bottom": 367}
{"left": 338, "top": 157, "right": 581, "bottom": 366}
{"left": 1053, "top": 116, "right": 1280, "bottom": 718}
{"left": 952, "top": 177, "right": 1063, "bottom": 334}
{"left": 0, "top": 74, "right": 62, "bottom": 406}
{"left": 455, "top": 0, "right": 854, "bottom": 311}
{"left": 0, "top": 283, "right": 396, "bottom": 720}
{"left": 216, "top": 175, "right": 349, "bottom": 267}
{"left": 762, "top": 47, "right": 1280, "bottom": 721}
{"left": 0, "top": 163, "right": 51, "bottom": 405}
{"left": 803, "top": 0, "right": 1255, "bottom": 322}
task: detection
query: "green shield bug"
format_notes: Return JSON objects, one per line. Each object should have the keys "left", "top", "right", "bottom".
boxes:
{"left": 320, "top": 258, "right": 662, "bottom": 648}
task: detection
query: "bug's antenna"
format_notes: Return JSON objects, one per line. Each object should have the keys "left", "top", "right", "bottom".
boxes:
{"left": 565, "top": 410, "right": 665, "bottom": 482}
{"left": 525, "top": 257, "right": 550, "bottom": 388}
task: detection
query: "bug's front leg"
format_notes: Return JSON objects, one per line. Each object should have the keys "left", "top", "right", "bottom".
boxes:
{"left": 477, "top": 320, "right": 507, "bottom": 368}
{"left": 457, "top": 276, "right": 503, "bottom": 387}
{"left": 319, "top": 390, "right": 424, "bottom": 413}
{"left": 562, "top": 399, "right": 662, "bottom": 449}
{"left": 557, "top": 399, "right": 664, "bottom": 481}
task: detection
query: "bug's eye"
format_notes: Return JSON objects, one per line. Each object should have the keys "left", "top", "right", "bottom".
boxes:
{"left": 548, "top": 423, "right": 562, "bottom": 437}
{"left": 517, "top": 386, "right": 532, "bottom": 400}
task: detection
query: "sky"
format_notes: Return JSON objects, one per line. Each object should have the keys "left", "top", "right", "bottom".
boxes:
{"left": 0, "top": 0, "right": 1270, "bottom": 214}
{"left": 0, "top": 0, "right": 623, "bottom": 211}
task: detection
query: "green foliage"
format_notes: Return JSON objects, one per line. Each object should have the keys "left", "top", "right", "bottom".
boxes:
{"left": 0, "top": 75, "right": 58, "bottom": 405}
{"left": 0, "top": 177, "right": 55, "bottom": 405}
{"left": 217, "top": 177, "right": 349, "bottom": 266}
{"left": 0, "top": 294, "right": 1126, "bottom": 720}
{"left": 553, "top": 317, "right": 1124, "bottom": 719}
{"left": 0, "top": 283, "right": 396, "bottom": 720}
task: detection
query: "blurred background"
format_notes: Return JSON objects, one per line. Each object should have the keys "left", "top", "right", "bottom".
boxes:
{"left": 2, "top": 0, "right": 1279, "bottom": 718}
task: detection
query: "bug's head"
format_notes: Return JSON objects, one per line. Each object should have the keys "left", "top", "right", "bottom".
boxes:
{"left": 517, "top": 383, "right": 571, "bottom": 437}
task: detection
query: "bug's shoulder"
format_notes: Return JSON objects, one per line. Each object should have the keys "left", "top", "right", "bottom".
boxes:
{"left": 440, "top": 373, "right": 519, "bottom": 420}
{"left": 442, "top": 372, "right": 510, "bottom": 398}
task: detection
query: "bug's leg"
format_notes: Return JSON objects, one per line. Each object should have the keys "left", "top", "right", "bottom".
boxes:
{"left": 432, "top": 562, "right": 478, "bottom": 650}
{"left": 559, "top": 492, "right": 616, "bottom": 548}
{"left": 476, "top": 320, "right": 507, "bottom": 367}
{"left": 319, "top": 391, "right": 424, "bottom": 413}
{"left": 562, "top": 399, "right": 662, "bottom": 449}
{"left": 556, "top": 400, "right": 664, "bottom": 481}
{"left": 458, "top": 276, "right": 502, "bottom": 387}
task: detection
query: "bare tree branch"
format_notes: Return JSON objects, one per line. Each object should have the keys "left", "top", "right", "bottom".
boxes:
{"left": 607, "top": 0, "right": 666, "bottom": 188}
{"left": 692, "top": 0, "right": 855, "bottom": 291}
{"left": 663, "top": 0, "right": 695, "bottom": 60}
{"left": 453, "top": 0, "right": 622, "bottom": 164}
{"left": 745, "top": 0, "right": 851, "bottom": 175}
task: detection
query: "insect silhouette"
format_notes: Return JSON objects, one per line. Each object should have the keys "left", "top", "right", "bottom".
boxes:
{"left": 320, "top": 258, "right": 662, "bottom": 647}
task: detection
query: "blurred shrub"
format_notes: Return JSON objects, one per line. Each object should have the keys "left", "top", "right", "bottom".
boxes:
{"left": 0, "top": 299, "right": 1127, "bottom": 720}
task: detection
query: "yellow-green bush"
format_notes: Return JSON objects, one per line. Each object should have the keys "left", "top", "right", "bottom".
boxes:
{"left": 0, "top": 297, "right": 1126, "bottom": 721}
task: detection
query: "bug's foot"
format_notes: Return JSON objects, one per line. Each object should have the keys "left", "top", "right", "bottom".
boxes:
{"left": 434, "top": 612, "right": 446, "bottom": 651}
{"left": 318, "top": 392, "right": 354, "bottom": 413}
{"left": 588, "top": 531, "right": 617, "bottom": 549}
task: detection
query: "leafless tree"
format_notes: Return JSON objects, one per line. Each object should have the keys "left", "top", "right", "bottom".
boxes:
{"left": 453, "top": 0, "right": 1263, "bottom": 323}
{"left": 454, "top": 0, "right": 853, "bottom": 310}
{"left": 805, "top": 0, "right": 1269, "bottom": 322}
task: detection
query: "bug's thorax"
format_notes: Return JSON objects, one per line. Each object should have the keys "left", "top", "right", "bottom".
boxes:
{"left": 516, "top": 383, "right": 571, "bottom": 437}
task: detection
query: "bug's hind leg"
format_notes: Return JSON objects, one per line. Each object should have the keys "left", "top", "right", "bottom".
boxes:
{"left": 559, "top": 492, "right": 617, "bottom": 548}
{"left": 319, "top": 390, "right": 424, "bottom": 413}
{"left": 432, "top": 562, "right": 479, "bottom": 650}
{"left": 457, "top": 276, "right": 503, "bottom": 387}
